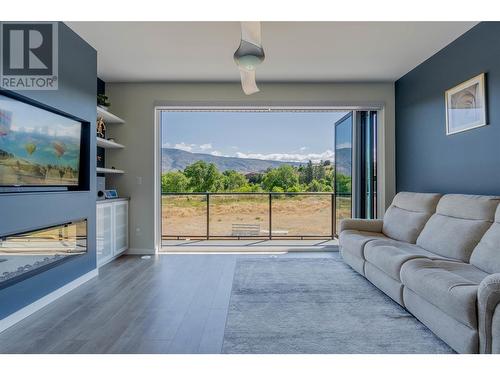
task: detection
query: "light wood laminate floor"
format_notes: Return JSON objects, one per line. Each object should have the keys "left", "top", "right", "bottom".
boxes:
{"left": 0, "top": 252, "right": 335, "bottom": 354}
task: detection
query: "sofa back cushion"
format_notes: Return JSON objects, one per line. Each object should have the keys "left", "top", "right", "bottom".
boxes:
{"left": 470, "top": 205, "right": 500, "bottom": 274}
{"left": 417, "top": 194, "right": 499, "bottom": 261}
{"left": 382, "top": 192, "right": 441, "bottom": 243}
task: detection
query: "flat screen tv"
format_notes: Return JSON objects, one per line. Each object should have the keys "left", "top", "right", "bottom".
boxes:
{"left": 0, "top": 94, "right": 83, "bottom": 190}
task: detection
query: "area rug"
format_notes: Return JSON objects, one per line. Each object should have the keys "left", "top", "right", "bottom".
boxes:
{"left": 222, "top": 254, "right": 454, "bottom": 353}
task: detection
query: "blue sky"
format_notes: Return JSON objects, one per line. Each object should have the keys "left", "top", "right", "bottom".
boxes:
{"left": 161, "top": 111, "right": 349, "bottom": 163}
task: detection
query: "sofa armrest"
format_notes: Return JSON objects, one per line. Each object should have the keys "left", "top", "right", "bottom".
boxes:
{"left": 478, "top": 273, "right": 500, "bottom": 353}
{"left": 339, "top": 219, "right": 383, "bottom": 234}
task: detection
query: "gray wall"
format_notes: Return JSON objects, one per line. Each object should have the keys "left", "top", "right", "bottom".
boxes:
{"left": 106, "top": 82, "right": 395, "bottom": 252}
{"left": 396, "top": 22, "right": 500, "bottom": 195}
{"left": 0, "top": 23, "right": 97, "bottom": 319}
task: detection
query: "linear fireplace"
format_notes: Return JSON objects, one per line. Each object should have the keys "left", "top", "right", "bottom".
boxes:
{"left": 0, "top": 220, "right": 87, "bottom": 289}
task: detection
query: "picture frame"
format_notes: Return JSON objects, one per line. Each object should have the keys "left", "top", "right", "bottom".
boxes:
{"left": 445, "top": 73, "right": 487, "bottom": 135}
{"left": 104, "top": 189, "right": 118, "bottom": 199}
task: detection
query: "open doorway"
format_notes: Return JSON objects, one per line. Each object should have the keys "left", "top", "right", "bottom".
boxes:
{"left": 155, "top": 108, "right": 377, "bottom": 251}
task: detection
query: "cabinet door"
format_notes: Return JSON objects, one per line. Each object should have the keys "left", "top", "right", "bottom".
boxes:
{"left": 97, "top": 203, "right": 114, "bottom": 265}
{"left": 113, "top": 201, "right": 128, "bottom": 255}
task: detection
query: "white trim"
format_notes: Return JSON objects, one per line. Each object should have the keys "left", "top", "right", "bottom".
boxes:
{"left": 0, "top": 268, "right": 98, "bottom": 334}
{"left": 154, "top": 109, "right": 162, "bottom": 254}
{"left": 377, "top": 108, "right": 387, "bottom": 218}
{"left": 154, "top": 105, "right": 383, "bottom": 112}
{"left": 351, "top": 111, "right": 358, "bottom": 218}
{"left": 153, "top": 104, "right": 388, "bottom": 250}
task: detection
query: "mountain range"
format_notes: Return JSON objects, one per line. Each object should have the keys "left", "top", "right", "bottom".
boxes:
{"left": 162, "top": 148, "right": 305, "bottom": 173}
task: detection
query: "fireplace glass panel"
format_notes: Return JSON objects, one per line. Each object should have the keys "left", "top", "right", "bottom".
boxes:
{"left": 0, "top": 220, "right": 87, "bottom": 286}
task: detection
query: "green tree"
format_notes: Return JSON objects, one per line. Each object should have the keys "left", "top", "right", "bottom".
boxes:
{"left": 314, "top": 161, "right": 326, "bottom": 180}
{"left": 307, "top": 179, "right": 324, "bottom": 192}
{"left": 303, "top": 160, "right": 314, "bottom": 184}
{"left": 246, "top": 172, "right": 263, "bottom": 184}
{"left": 325, "top": 168, "right": 334, "bottom": 189}
{"left": 287, "top": 184, "right": 304, "bottom": 193}
{"left": 236, "top": 183, "right": 263, "bottom": 193}
{"left": 222, "top": 170, "right": 248, "bottom": 191}
{"left": 162, "top": 171, "right": 189, "bottom": 192}
{"left": 335, "top": 173, "right": 352, "bottom": 194}
{"left": 184, "top": 161, "right": 224, "bottom": 192}
{"left": 319, "top": 179, "right": 333, "bottom": 192}
{"left": 262, "top": 165, "right": 299, "bottom": 192}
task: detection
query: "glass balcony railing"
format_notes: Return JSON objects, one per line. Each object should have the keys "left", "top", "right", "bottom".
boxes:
{"left": 162, "top": 192, "right": 350, "bottom": 241}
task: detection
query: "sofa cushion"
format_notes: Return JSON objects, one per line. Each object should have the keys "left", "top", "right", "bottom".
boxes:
{"left": 382, "top": 192, "right": 441, "bottom": 243}
{"left": 417, "top": 215, "right": 492, "bottom": 262}
{"left": 470, "top": 205, "right": 500, "bottom": 274}
{"left": 401, "top": 258, "right": 489, "bottom": 329}
{"left": 437, "top": 194, "right": 499, "bottom": 220}
{"left": 364, "top": 239, "right": 447, "bottom": 281}
{"left": 338, "top": 230, "right": 388, "bottom": 259}
{"left": 382, "top": 206, "right": 433, "bottom": 244}
{"left": 416, "top": 194, "right": 499, "bottom": 261}
{"left": 391, "top": 191, "right": 442, "bottom": 213}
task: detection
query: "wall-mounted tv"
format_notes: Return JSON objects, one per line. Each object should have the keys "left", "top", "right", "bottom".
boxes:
{"left": 0, "top": 93, "right": 84, "bottom": 190}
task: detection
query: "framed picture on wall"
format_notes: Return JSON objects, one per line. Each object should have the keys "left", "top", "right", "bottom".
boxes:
{"left": 445, "top": 73, "right": 487, "bottom": 135}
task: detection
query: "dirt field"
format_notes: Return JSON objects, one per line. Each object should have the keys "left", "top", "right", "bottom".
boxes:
{"left": 162, "top": 194, "right": 351, "bottom": 238}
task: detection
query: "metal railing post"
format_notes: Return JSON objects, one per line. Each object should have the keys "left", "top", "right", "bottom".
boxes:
{"left": 331, "top": 193, "right": 336, "bottom": 239}
{"left": 269, "top": 193, "right": 272, "bottom": 240}
{"left": 206, "top": 193, "right": 210, "bottom": 240}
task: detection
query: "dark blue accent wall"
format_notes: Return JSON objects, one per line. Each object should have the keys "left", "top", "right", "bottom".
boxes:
{"left": 0, "top": 23, "right": 97, "bottom": 319}
{"left": 395, "top": 22, "right": 500, "bottom": 195}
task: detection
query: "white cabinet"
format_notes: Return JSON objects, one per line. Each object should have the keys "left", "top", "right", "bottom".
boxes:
{"left": 96, "top": 203, "right": 113, "bottom": 265}
{"left": 96, "top": 199, "right": 129, "bottom": 267}
{"left": 113, "top": 200, "right": 129, "bottom": 255}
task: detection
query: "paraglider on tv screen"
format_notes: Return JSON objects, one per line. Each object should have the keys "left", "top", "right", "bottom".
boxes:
{"left": 0, "top": 94, "right": 83, "bottom": 189}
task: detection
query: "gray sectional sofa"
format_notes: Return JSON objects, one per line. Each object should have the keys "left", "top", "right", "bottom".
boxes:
{"left": 339, "top": 192, "right": 500, "bottom": 354}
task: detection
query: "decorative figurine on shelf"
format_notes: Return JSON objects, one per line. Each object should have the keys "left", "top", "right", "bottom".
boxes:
{"left": 97, "top": 94, "right": 111, "bottom": 110}
{"left": 97, "top": 116, "right": 106, "bottom": 139}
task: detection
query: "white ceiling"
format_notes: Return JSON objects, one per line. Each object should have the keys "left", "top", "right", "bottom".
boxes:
{"left": 67, "top": 21, "right": 477, "bottom": 83}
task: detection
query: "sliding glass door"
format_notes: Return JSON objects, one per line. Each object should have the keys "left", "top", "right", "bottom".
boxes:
{"left": 334, "top": 111, "right": 378, "bottom": 234}
{"left": 334, "top": 113, "right": 353, "bottom": 234}
{"left": 358, "top": 111, "right": 377, "bottom": 219}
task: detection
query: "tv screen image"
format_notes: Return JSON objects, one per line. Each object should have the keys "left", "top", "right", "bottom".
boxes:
{"left": 0, "top": 95, "right": 82, "bottom": 187}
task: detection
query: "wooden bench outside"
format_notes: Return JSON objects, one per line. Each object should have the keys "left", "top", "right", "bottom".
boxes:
{"left": 231, "top": 223, "right": 261, "bottom": 237}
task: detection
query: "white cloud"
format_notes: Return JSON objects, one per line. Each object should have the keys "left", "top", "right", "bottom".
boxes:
{"left": 235, "top": 150, "right": 334, "bottom": 163}
{"left": 174, "top": 142, "right": 195, "bottom": 152}
{"left": 336, "top": 142, "right": 351, "bottom": 149}
{"left": 168, "top": 142, "right": 335, "bottom": 163}
{"left": 199, "top": 143, "right": 213, "bottom": 151}
{"left": 171, "top": 142, "right": 217, "bottom": 153}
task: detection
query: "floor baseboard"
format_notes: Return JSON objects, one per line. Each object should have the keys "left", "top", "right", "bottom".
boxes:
{"left": 0, "top": 268, "right": 98, "bottom": 334}
{"left": 126, "top": 248, "right": 155, "bottom": 255}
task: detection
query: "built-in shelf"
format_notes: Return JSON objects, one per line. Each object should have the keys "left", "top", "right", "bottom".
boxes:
{"left": 97, "top": 106, "right": 125, "bottom": 124}
{"left": 96, "top": 167, "right": 125, "bottom": 175}
{"left": 96, "top": 137, "right": 125, "bottom": 149}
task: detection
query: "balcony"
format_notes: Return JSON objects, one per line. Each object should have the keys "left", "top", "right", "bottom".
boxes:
{"left": 161, "top": 192, "right": 351, "bottom": 250}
